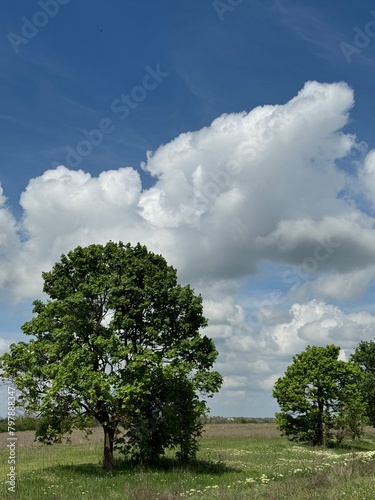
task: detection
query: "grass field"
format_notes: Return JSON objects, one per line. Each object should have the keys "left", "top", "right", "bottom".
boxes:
{"left": 1, "top": 423, "right": 375, "bottom": 499}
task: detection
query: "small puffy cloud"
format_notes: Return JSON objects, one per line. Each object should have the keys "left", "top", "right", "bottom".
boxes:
{"left": 20, "top": 165, "right": 142, "bottom": 244}
{"left": 267, "top": 300, "right": 375, "bottom": 354}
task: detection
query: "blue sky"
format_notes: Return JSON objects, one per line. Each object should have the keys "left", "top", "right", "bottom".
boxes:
{"left": 2, "top": 0, "right": 375, "bottom": 417}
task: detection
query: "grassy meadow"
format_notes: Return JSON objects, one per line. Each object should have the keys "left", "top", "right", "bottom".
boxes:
{"left": 1, "top": 423, "right": 375, "bottom": 499}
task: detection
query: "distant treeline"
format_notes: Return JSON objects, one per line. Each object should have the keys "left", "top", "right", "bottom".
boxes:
{"left": 204, "top": 416, "right": 275, "bottom": 424}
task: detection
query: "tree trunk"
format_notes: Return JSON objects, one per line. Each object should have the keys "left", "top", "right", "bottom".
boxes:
{"left": 316, "top": 397, "right": 324, "bottom": 446}
{"left": 102, "top": 426, "right": 115, "bottom": 470}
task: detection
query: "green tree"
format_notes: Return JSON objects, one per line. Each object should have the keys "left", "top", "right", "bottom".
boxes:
{"left": 351, "top": 340, "right": 375, "bottom": 427}
{"left": 0, "top": 242, "right": 222, "bottom": 469}
{"left": 273, "top": 344, "right": 366, "bottom": 446}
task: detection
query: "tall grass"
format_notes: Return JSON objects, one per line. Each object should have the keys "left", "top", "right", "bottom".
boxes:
{"left": 1, "top": 424, "right": 375, "bottom": 499}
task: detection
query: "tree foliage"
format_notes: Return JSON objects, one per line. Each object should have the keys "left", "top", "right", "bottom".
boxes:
{"left": 350, "top": 340, "right": 375, "bottom": 427}
{"left": 0, "top": 242, "right": 222, "bottom": 469}
{"left": 273, "top": 344, "right": 367, "bottom": 446}
{"left": 118, "top": 367, "right": 206, "bottom": 463}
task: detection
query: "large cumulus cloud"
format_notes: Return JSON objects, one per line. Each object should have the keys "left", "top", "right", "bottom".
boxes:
{"left": 3, "top": 80, "right": 375, "bottom": 416}
{"left": 5, "top": 80, "right": 372, "bottom": 297}
{"left": 138, "top": 80, "right": 363, "bottom": 281}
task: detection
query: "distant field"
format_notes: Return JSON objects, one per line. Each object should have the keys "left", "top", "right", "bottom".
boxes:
{"left": 1, "top": 423, "right": 375, "bottom": 499}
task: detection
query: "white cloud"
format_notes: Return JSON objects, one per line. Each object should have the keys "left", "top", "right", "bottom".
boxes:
{"left": 266, "top": 300, "right": 375, "bottom": 354}
{"left": 202, "top": 283, "right": 253, "bottom": 340}
{"left": 138, "top": 80, "right": 360, "bottom": 280}
{"left": 207, "top": 298, "right": 375, "bottom": 415}
{"left": 0, "top": 185, "right": 20, "bottom": 297}
{"left": 0, "top": 337, "right": 12, "bottom": 357}
{"left": 222, "top": 375, "right": 248, "bottom": 389}
{"left": 311, "top": 266, "right": 375, "bottom": 300}
{"left": 259, "top": 374, "right": 279, "bottom": 390}
{"left": 3, "top": 80, "right": 371, "bottom": 299}
{"left": 3, "top": 80, "right": 375, "bottom": 416}
{"left": 11, "top": 166, "right": 144, "bottom": 300}
{"left": 359, "top": 149, "right": 375, "bottom": 203}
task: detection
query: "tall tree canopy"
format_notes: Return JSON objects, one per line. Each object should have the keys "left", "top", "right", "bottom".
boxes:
{"left": 0, "top": 242, "right": 222, "bottom": 469}
{"left": 273, "top": 344, "right": 366, "bottom": 446}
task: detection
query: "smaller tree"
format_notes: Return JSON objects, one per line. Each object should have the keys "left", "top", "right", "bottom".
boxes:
{"left": 273, "top": 344, "right": 367, "bottom": 446}
{"left": 350, "top": 340, "right": 375, "bottom": 427}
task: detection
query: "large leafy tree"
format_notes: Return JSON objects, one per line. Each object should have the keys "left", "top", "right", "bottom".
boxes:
{"left": 0, "top": 242, "right": 222, "bottom": 469}
{"left": 273, "top": 344, "right": 366, "bottom": 446}
{"left": 350, "top": 340, "right": 375, "bottom": 427}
